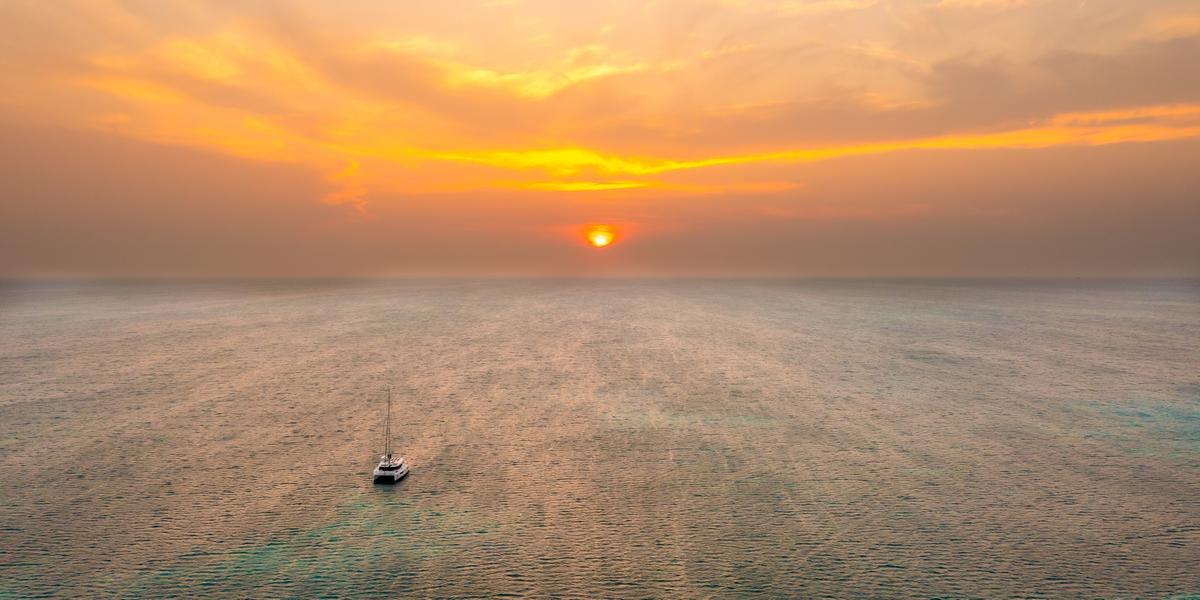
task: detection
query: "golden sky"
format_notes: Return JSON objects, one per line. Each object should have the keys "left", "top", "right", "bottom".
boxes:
{"left": 2, "top": 0, "right": 1198, "bottom": 276}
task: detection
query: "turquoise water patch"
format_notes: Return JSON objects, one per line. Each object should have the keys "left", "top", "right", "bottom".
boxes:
{"left": 1103, "top": 402, "right": 1200, "bottom": 456}
{"left": 115, "top": 492, "right": 499, "bottom": 597}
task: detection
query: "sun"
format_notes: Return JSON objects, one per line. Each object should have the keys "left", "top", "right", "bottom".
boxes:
{"left": 585, "top": 226, "right": 615, "bottom": 248}
{"left": 588, "top": 230, "right": 613, "bottom": 247}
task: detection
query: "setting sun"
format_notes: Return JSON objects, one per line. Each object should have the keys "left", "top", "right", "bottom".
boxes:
{"left": 586, "top": 226, "right": 615, "bottom": 248}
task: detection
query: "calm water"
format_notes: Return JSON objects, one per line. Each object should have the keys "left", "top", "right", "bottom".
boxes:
{"left": 1, "top": 279, "right": 1198, "bottom": 598}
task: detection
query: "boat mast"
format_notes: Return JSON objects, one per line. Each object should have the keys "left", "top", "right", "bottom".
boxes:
{"left": 385, "top": 387, "right": 392, "bottom": 458}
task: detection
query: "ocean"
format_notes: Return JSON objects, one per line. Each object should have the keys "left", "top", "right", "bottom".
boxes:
{"left": 1, "top": 279, "right": 1197, "bottom": 598}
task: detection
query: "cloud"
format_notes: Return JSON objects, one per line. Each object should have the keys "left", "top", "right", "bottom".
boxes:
{"left": 57, "top": 21, "right": 1200, "bottom": 194}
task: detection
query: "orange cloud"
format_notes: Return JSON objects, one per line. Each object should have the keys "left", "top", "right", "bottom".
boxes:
{"left": 9, "top": 1, "right": 1200, "bottom": 205}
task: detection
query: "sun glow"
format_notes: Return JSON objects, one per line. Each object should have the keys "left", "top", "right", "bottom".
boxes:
{"left": 586, "top": 226, "right": 615, "bottom": 248}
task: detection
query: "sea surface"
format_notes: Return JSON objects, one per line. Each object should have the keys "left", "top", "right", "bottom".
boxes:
{"left": 1, "top": 279, "right": 1198, "bottom": 599}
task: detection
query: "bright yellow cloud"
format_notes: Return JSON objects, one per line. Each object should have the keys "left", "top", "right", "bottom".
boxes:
{"left": 523, "top": 180, "right": 653, "bottom": 191}
{"left": 428, "top": 104, "right": 1200, "bottom": 183}
{"left": 442, "top": 61, "right": 650, "bottom": 98}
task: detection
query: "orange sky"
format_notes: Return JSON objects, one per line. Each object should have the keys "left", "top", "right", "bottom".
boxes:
{"left": 2, "top": 0, "right": 1198, "bottom": 277}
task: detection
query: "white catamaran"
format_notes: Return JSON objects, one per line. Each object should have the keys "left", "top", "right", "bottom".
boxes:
{"left": 373, "top": 388, "right": 409, "bottom": 484}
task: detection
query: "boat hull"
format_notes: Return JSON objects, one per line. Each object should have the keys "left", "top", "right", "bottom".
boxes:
{"left": 372, "top": 466, "right": 410, "bottom": 484}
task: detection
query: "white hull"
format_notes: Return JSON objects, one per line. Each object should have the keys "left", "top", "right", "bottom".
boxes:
{"left": 373, "top": 456, "right": 409, "bottom": 483}
{"left": 372, "top": 468, "right": 409, "bottom": 483}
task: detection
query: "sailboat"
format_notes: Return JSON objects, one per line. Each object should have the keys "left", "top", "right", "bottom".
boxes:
{"left": 372, "top": 388, "right": 409, "bottom": 484}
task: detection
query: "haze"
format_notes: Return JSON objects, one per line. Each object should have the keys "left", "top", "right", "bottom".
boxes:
{"left": 2, "top": 0, "right": 1198, "bottom": 277}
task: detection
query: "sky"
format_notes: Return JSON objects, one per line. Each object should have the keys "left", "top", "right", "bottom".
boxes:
{"left": 1, "top": 0, "right": 1198, "bottom": 277}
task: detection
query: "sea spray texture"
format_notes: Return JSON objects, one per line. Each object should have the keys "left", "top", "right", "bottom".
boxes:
{"left": 1, "top": 279, "right": 1198, "bottom": 598}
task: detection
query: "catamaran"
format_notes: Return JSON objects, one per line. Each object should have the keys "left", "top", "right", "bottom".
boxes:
{"left": 372, "top": 388, "right": 409, "bottom": 484}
